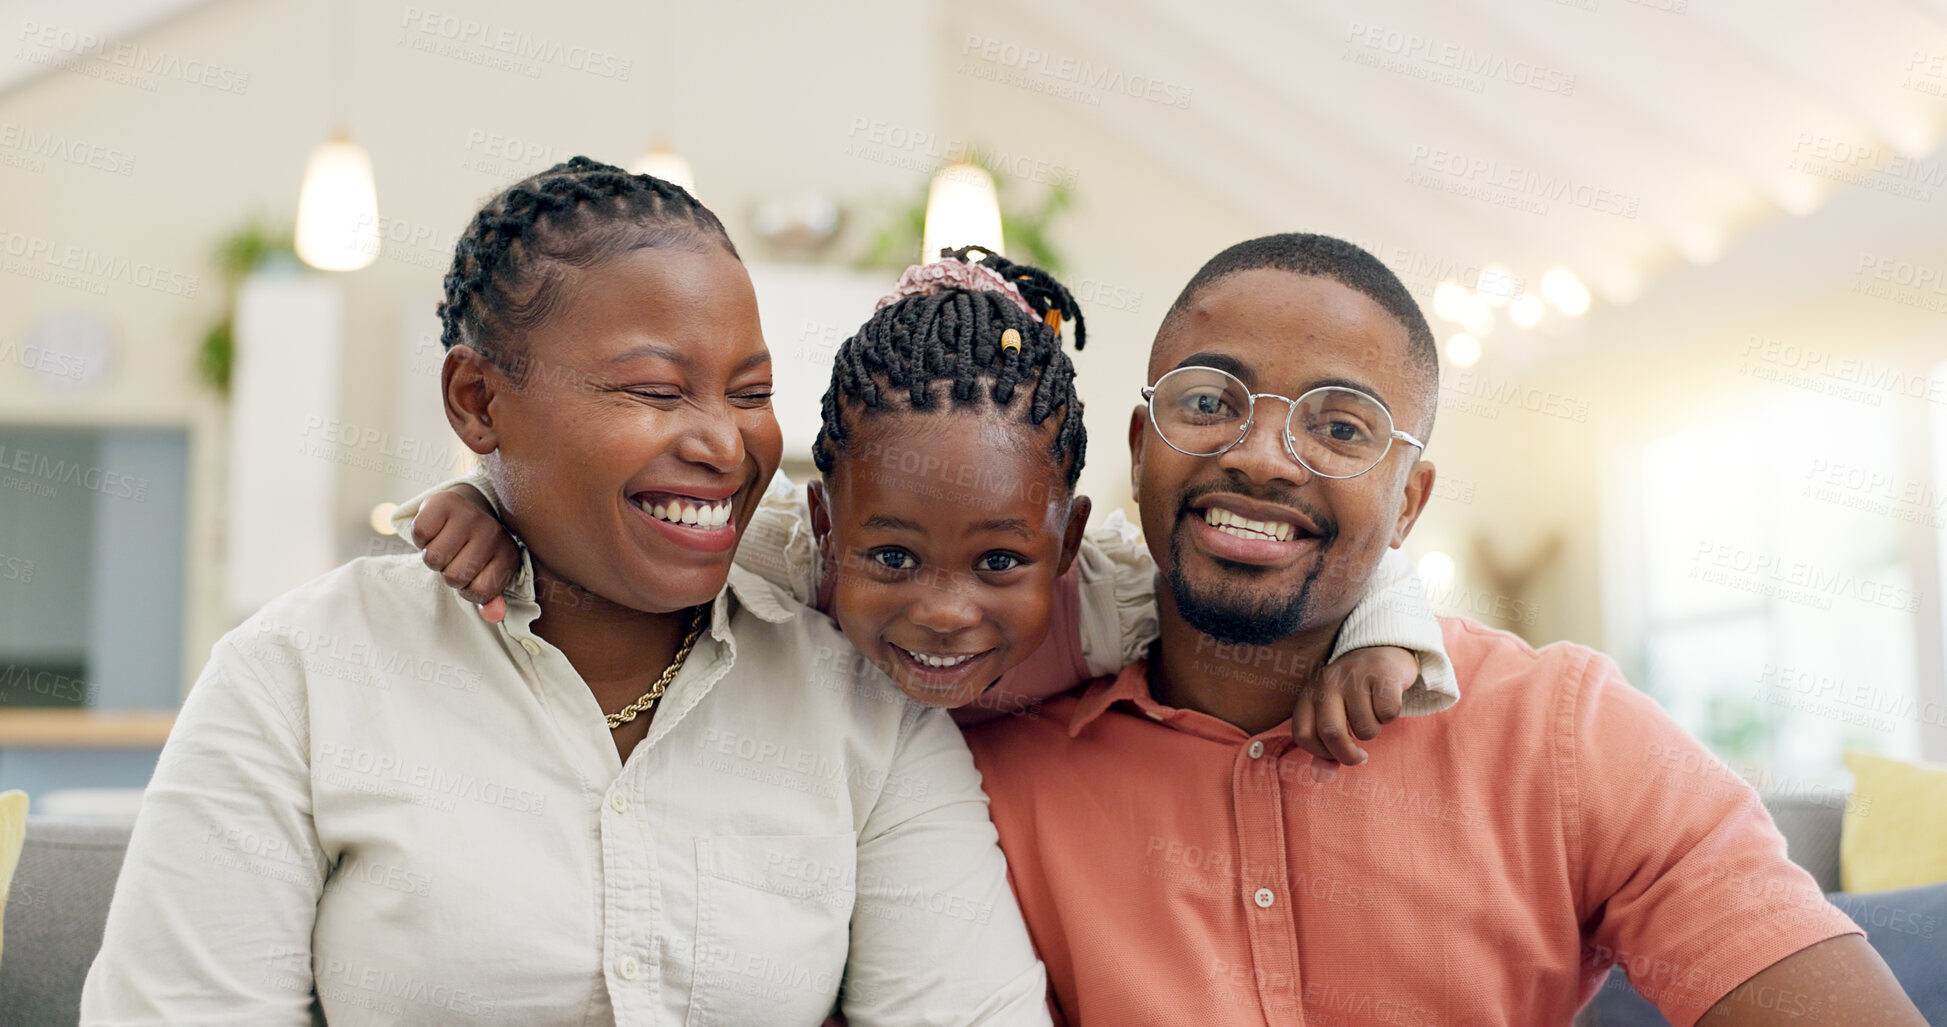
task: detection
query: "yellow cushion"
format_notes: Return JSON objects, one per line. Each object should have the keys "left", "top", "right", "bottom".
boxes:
{"left": 0, "top": 789, "right": 27, "bottom": 967}
{"left": 1841, "top": 750, "right": 1947, "bottom": 892}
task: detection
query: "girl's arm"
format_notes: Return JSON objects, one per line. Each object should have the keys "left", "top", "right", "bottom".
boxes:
{"left": 954, "top": 510, "right": 1458, "bottom": 732}
{"left": 388, "top": 469, "right": 822, "bottom": 613}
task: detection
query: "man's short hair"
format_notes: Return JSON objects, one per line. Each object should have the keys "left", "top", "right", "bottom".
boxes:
{"left": 1160, "top": 233, "right": 1440, "bottom": 439}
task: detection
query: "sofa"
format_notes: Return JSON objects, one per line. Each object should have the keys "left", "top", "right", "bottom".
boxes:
{"left": 1, "top": 799, "right": 1939, "bottom": 1025}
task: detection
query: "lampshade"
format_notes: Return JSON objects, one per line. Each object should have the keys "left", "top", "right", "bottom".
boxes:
{"left": 922, "top": 163, "right": 1004, "bottom": 262}
{"left": 294, "top": 135, "right": 379, "bottom": 272}
{"left": 630, "top": 144, "right": 696, "bottom": 194}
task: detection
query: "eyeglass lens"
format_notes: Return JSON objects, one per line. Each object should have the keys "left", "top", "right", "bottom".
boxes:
{"left": 1149, "top": 367, "right": 1397, "bottom": 478}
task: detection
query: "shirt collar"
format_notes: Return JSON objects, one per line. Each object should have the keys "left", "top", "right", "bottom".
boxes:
{"left": 1068, "top": 659, "right": 1289, "bottom": 748}
{"left": 499, "top": 547, "right": 801, "bottom": 640}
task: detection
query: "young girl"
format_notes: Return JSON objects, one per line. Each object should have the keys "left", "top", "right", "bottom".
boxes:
{"left": 400, "top": 247, "right": 1455, "bottom": 764}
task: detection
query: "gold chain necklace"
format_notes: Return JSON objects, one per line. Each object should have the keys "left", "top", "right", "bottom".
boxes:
{"left": 605, "top": 605, "right": 709, "bottom": 730}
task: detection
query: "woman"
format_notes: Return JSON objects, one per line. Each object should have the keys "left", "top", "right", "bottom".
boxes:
{"left": 80, "top": 158, "right": 1047, "bottom": 1025}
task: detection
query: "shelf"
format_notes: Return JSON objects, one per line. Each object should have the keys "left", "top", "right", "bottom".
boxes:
{"left": 0, "top": 709, "right": 176, "bottom": 748}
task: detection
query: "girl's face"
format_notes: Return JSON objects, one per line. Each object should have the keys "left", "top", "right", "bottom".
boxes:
{"left": 810, "top": 409, "right": 1089, "bottom": 707}
{"left": 457, "top": 244, "right": 783, "bottom": 615}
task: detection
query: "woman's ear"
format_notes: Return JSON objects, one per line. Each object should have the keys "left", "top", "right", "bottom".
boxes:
{"left": 1056, "top": 494, "right": 1092, "bottom": 576}
{"left": 443, "top": 345, "right": 503, "bottom": 456}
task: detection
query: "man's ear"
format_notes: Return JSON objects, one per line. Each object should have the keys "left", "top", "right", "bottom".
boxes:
{"left": 1127, "top": 403, "right": 1149, "bottom": 495}
{"left": 443, "top": 346, "right": 504, "bottom": 456}
{"left": 1390, "top": 458, "right": 1436, "bottom": 547}
{"left": 1055, "top": 493, "right": 1093, "bottom": 576}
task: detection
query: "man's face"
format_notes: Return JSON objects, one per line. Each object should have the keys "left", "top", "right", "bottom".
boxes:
{"left": 1129, "top": 269, "right": 1435, "bottom": 646}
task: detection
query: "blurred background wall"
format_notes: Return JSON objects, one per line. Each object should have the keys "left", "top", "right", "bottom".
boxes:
{"left": 2, "top": 0, "right": 1944, "bottom": 801}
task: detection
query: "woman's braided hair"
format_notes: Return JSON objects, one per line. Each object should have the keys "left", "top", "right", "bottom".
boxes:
{"left": 436, "top": 156, "right": 736, "bottom": 380}
{"left": 812, "top": 246, "right": 1089, "bottom": 490}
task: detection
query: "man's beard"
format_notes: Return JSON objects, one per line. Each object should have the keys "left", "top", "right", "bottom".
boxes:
{"left": 1166, "top": 524, "right": 1335, "bottom": 646}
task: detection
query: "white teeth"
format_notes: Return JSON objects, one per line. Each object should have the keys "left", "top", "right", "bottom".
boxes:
{"left": 639, "top": 497, "right": 732, "bottom": 528}
{"left": 898, "top": 646, "right": 978, "bottom": 669}
{"left": 1203, "top": 508, "right": 1297, "bottom": 542}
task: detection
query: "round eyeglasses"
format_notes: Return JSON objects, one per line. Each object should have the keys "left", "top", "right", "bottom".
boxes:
{"left": 1141, "top": 365, "right": 1425, "bottom": 479}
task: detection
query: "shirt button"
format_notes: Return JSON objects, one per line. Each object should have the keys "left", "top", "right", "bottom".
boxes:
{"left": 1247, "top": 740, "right": 1266, "bottom": 759}
{"left": 520, "top": 637, "right": 541, "bottom": 655}
{"left": 1254, "top": 887, "right": 1276, "bottom": 909}
{"left": 608, "top": 791, "right": 629, "bottom": 814}
{"left": 616, "top": 955, "right": 639, "bottom": 980}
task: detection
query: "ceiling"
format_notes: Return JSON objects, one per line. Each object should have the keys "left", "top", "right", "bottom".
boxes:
{"left": 967, "top": 0, "right": 1947, "bottom": 327}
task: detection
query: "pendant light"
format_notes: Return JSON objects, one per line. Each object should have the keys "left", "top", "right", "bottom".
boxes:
{"left": 295, "top": 0, "right": 378, "bottom": 271}
{"left": 922, "top": 162, "right": 1004, "bottom": 262}
{"left": 629, "top": 0, "right": 696, "bottom": 194}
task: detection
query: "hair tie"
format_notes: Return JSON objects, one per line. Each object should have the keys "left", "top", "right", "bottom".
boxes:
{"left": 875, "top": 258, "right": 1038, "bottom": 318}
{"left": 1044, "top": 310, "right": 1063, "bottom": 335}
{"left": 1000, "top": 328, "right": 1022, "bottom": 353}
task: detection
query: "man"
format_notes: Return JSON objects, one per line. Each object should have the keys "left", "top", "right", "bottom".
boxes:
{"left": 964, "top": 234, "right": 1923, "bottom": 1025}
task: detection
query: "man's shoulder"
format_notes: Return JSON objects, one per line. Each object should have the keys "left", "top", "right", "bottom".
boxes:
{"left": 1439, "top": 615, "right": 1613, "bottom": 705}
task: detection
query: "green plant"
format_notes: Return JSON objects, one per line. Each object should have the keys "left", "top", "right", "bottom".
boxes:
{"left": 856, "top": 150, "right": 1074, "bottom": 276}
{"left": 197, "top": 217, "right": 296, "bottom": 397}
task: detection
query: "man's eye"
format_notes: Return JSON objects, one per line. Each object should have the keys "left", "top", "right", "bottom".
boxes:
{"left": 976, "top": 552, "right": 1023, "bottom": 573}
{"left": 869, "top": 549, "right": 917, "bottom": 571}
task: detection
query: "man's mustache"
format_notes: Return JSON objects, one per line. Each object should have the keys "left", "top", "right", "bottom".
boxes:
{"left": 1173, "top": 480, "right": 1339, "bottom": 544}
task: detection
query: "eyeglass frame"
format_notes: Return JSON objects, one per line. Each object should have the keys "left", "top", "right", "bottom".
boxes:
{"left": 1139, "top": 365, "right": 1426, "bottom": 480}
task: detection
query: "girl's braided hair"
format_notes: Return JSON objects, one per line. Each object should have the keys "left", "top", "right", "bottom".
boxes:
{"left": 812, "top": 246, "right": 1089, "bottom": 490}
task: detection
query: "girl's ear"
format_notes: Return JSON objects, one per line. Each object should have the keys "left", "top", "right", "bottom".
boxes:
{"left": 443, "top": 346, "right": 503, "bottom": 456}
{"left": 1056, "top": 494, "right": 1092, "bottom": 576}
{"left": 806, "top": 478, "right": 834, "bottom": 551}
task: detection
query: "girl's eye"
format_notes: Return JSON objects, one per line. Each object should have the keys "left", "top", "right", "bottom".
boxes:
{"left": 869, "top": 548, "right": 917, "bottom": 571}
{"left": 976, "top": 552, "right": 1023, "bottom": 573}
{"left": 732, "top": 388, "right": 774, "bottom": 407}
{"left": 628, "top": 388, "right": 682, "bottom": 403}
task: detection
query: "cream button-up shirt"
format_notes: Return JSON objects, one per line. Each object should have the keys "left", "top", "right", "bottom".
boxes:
{"left": 80, "top": 553, "right": 1048, "bottom": 1026}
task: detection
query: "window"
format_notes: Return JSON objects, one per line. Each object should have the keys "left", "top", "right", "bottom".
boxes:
{"left": 1634, "top": 393, "right": 1925, "bottom": 788}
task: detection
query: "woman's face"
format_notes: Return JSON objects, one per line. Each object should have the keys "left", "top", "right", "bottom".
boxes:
{"left": 812, "top": 410, "right": 1087, "bottom": 708}
{"left": 472, "top": 244, "right": 782, "bottom": 614}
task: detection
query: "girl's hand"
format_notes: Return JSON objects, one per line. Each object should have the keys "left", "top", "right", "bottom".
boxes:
{"left": 409, "top": 484, "right": 520, "bottom": 622}
{"left": 1290, "top": 645, "right": 1417, "bottom": 770}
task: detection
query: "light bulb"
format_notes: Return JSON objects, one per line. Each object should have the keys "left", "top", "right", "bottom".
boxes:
{"left": 294, "top": 136, "right": 380, "bottom": 272}
{"left": 1432, "top": 281, "right": 1469, "bottom": 322}
{"left": 1418, "top": 551, "right": 1456, "bottom": 596}
{"left": 1509, "top": 293, "right": 1544, "bottom": 328}
{"left": 630, "top": 145, "right": 696, "bottom": 194}
{"left": 1541, "top": 268, "right": 1591, "bottom": 317}
{"left": 1446, "top": 333, "right": 1481, "bottom": 367}
{"left": 369, "top": 502, "right": 399, "bottom": 536}
{"left": 922, "top": 163, "right": 1004, "bottom": 262}
{"left": 1476, "top": 265, "right": 1515, "bottom": 307}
